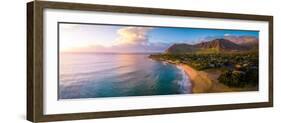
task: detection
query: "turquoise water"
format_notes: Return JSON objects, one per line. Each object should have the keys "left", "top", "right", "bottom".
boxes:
{"left": 59, "top": 53, "right": 192, "bottom": 99}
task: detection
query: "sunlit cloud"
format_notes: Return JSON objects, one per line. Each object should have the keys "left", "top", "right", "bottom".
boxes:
{"left": 115, "top": 27, "right": 153, "bottom": 45}
{"left": 59, "top": 23, "right": 259, "bottom": 53}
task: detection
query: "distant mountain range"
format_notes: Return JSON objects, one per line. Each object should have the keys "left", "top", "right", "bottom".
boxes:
{"left": 165, "top": 37, "right": 258, "bottom": 54}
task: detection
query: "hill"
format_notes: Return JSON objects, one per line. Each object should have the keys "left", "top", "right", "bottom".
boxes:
{"left": 165, "top": 38, "right": 256, "bottom": 54}
{"left": 224, "top": 36, "right": 258, "bottom": 50}
{"left": 165, "top": 43, "right": 198, "bottom": 54}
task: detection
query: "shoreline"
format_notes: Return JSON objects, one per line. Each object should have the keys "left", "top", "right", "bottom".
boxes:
{"left": 160, "top": 60, "right": 214, "bottom": 93}
{"left": 160, "top": 60, "right": 257, "bottom": 93}
{"left": 178, "top": 64, "right": 213, "bottom": 93}
{"left": 178, "top": 64, "right": 258, "bottom": 93}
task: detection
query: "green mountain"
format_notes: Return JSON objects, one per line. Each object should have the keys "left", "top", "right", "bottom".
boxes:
{"left": 165, "top": 38, "right": 255, "bottom": 54}
{"left": 165, "top": 43, "right": 199, "bottom": 54}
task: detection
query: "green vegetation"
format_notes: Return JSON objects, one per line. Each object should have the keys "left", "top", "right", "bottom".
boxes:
{"left": 218, "top": 68, "right": 258, "bottom": 88}
{"left": 149, "top": 53, "right": 258, "bottom": 88}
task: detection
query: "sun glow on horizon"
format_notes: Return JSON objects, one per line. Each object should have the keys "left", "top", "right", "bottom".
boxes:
{"left": 59, "top": 23, "right": 259, "bottom": 53}
{"left": 59, "top": 23, "right": 119, "bottom": 52}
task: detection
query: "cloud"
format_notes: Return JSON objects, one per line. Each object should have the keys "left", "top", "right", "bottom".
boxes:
{"left": 116, "top": 27, "right": 153, "bottom": 45}
{"left": 66, "top": 26, "right": 172, "bottom": 53}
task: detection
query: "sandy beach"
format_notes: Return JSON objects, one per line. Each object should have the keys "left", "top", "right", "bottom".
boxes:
{"left": 179, "top": 64, "right": 215, "bottom": 93}
{"left": 178, "top": 64, "right": 258, "bottom": 93}
{"left": 151, "top": 58, "right": 257, "bottom": 93}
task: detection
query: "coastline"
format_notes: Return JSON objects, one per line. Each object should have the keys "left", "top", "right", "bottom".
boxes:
{"left": 160, "top": 60, "right": 212, "bottom": 93}
{"left": 178, "top": 64, "right": 232, "bottom": 93}
{"left": 178, "top": 64, "right": 213, "bottom": 93}
{"left": 178, "top": 64, "right": 258, "bottom": 93}
{"left": 160, "top": 60, "right": 257, "bottom": 93}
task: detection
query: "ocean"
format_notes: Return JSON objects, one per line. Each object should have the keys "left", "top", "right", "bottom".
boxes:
{"left": 59, "top": 53, "right": 192, "bottom": 99}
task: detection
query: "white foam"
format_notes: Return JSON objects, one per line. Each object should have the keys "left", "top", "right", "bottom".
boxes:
{"left": 176, "top": 66, "right": 192, "bottom": 93}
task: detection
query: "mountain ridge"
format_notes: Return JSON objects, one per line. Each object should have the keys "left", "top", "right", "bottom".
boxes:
{"left": 165, "top": 38, "right": 258, "bottom": 54}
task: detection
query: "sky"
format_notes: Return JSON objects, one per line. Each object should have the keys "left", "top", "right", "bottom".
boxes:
{"left": 59, "top": 23, "right": 259, "bottom": 53}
